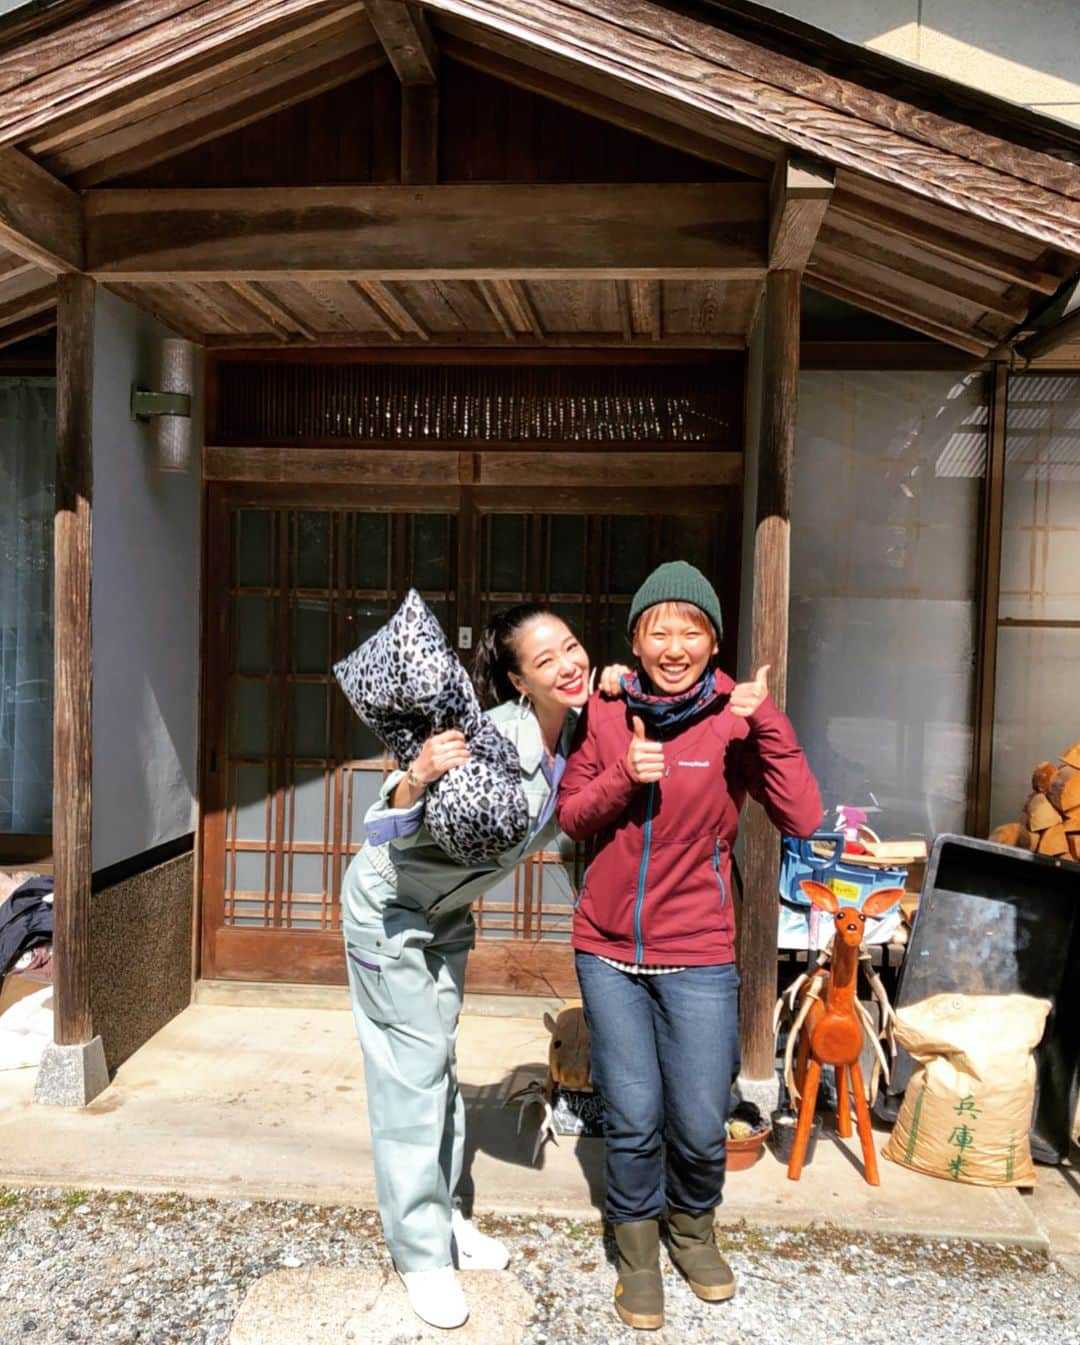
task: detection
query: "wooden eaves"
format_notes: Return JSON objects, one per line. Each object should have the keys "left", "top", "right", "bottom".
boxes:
{"left": 0, "top": 0, "right": 1078, "bottom": 356}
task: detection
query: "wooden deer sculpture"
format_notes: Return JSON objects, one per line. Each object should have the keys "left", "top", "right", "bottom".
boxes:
{"left": 783, "top": 880, "right": 905, "bottom": 1185}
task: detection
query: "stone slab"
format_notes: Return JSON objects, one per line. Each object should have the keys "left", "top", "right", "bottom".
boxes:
{"left": 0, "top": 1004, "right": 1062, "bottom": 1257}
{"left": 32, "top": 1036, "right": 109, "bottom": 1107}
{"left": 228, "top": 1268, "right": 533, "bottom": 1345}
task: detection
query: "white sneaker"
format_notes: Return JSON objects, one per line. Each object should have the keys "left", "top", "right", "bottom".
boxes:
{"left": 451, "top": 1207, "right": 511, "bottom": 1271}
{"left": 398, "top": 1266, "right": 468, "bottom": 1330}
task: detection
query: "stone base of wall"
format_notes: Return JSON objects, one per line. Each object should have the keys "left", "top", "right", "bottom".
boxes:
{"left": 91, "top": 851, "right": 193, "bottom": 1071}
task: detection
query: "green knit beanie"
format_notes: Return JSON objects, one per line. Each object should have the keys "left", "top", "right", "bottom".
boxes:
{"left": 627, "top": 561, "right": 723, "bottom": 642}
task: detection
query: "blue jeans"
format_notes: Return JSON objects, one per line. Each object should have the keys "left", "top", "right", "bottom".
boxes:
{"left": 575, "top": 952, "right": 741, "bottom": 1223}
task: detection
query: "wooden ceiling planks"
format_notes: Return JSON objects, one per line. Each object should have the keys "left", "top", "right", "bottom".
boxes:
{"left": 106, "top": 276, "right": 768, "bottom": 348}
{"left": 0, "top": 263, "right": 57, "bottom": 307}
{"left": 810, "top": 241, "right": 1014, "bottom": 344}
{"left": 804, "top": 273, "right": 994, "bottom": 358}
{"left": 394, "top": 280, "right": 501, "bottom": 335}
{"left": 103, "top": 280, "right": 212, "bottom": 343}
{"left": 44, "top": 22, "right": 384, "bottom": 186}
{"left": 814, "top": 216, "right": 1030, "bottom": 324}
{"left": 435, "top": 34, "right": 763, "bottom": 182}
{"left": 434, "top": 20, "right": 773, "bottom": 180}
{"left": 831, "top": 171, "right": 1068, "bottom": 293}
{"left": 0, "top": 243, "right": 56, "bottom": 327}
{"left": 662, "top": 279, "right": 759, "bottom": 339}
{"left": 0, "top": 309, "right": 58, "bottom": 350}
{"left": 0, "top": 279, "right": 58, "bottom": 329}
{"left": 525, "top": 280, "right": 622, "bottom": 337}
{"left": 0, "top": 250, "right": 38, "bottom": 284}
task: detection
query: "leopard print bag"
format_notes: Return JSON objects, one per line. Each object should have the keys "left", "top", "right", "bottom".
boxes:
{"left": 333, "top": 589, "right": 530, "bottom": 865}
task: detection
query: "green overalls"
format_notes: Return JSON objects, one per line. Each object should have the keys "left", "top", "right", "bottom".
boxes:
{"left": 341, "top": 700, "right": 575, "bottom": 1271}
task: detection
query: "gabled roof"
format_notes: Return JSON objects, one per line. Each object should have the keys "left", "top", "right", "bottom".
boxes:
{"left": 0, "top": 0, "right": 1077, "bottom": 357}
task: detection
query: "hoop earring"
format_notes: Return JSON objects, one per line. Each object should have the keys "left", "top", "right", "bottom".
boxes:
{"left": 518, "top": 691, "right": 531, "bottom": 719}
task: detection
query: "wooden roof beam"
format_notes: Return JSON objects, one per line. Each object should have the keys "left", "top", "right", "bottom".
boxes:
{"left": 83, "top": 183, "right": 769, "bottom": 281}
{"left": 769, "top": 151, "right": 834, "bottom": 272}
{"left": 806, "top": 271, "right": 993, "bottom": 357}
{"left": 365, "top": 4, "right": 440, "bottom": 186}
{"left": 817, "top": 218, "right": 1031, "bottom": 324}
{"left": 349, "top": 280, "right": 429, "bottom": 338}
{"left": 1015, "top": 279, "right": 1080, "bottom": 361}
{"left": 0, "top": 253, "right": 40, "bottom": 284}
{"left": 493, "top": 280, "right": 542, "bottom": 337}
{"left": 412, "top": 0, "right": 1080, "bottom": 255}
{"left": 0, "top": 0, "right": 347, "bottom": 151}
{"left": 812, "top": 240, "right": 1012, "bottom": 339}
{"left": 401, "top": 81, "right": 438, "bottom": 186}
{"left": 615, "top": 280, "right": 633, "bottom": 342}
{"left": 0, "top": 150, "right": 83, "bottom": 273}
{"left": 229, "top": 281, "right": 317, "bottom": 342}
{"left": 830, "top": 191, "right": 1064, "bottom": 295}
{"left": 26, "top": 5, "right": 373, "bottom": 160}
{"left": 365, "top": 1, "right": 439, "bottom": 84}
{"left": 0, "top": 310, "right": 57, "bottom": 350}
{"left": 201, "top": 329, "right": 741, "bottom": 350}
{"left": 58, "top": 30, "right": 386, "bottom": 188}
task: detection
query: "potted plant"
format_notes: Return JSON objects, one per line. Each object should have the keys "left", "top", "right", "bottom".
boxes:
{"left": 725, "top": 1101, "right": 771, "bottom": 1170}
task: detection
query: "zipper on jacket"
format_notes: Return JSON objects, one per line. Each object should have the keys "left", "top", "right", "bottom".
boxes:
{"left": 633, "top": 783, "right": 656, "bottom": 962}
{"left": 713, "top": 838, "right": 728, "bottom": 909}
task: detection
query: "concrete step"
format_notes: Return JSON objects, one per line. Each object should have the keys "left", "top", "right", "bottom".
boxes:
{"left": 228, "top": 1267, "right": 533, "bottom": 1345}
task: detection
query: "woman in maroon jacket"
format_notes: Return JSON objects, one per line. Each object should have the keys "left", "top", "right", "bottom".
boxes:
{"left": 557, "top": 561, "right": 822, "bottom": 1330}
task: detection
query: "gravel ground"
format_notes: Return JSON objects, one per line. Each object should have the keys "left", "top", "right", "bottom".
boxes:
{"left": 0, "top": 1187, "right": 1076, "bottom": 1345}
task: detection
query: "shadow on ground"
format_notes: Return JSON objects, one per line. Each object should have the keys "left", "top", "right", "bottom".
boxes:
{"left": 459, "top": 1064, "right": 606, "bottom": 1216}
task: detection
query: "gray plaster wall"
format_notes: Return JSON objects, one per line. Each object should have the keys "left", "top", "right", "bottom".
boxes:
{"left": 90, "top": 289, "right": 201, "bottom": 871}
{"left": 91, "top": 851, "right": 193, "bottom": 1069}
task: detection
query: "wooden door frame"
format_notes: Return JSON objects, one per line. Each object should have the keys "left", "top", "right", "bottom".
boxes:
{"left": 197, "top": 478, "right": 744, "bottom": 985}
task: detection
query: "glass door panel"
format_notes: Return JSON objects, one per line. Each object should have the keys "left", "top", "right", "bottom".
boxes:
{"left": 214, "top": 504, "right": 457, "bottom": 972}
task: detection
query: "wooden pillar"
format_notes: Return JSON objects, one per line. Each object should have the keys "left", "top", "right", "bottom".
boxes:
{"left": 401, "top": 82, "right": 438, "bottom": 186}
{"left": 738, "top": 269, "right": 800, "bottom": 1081}
{"left": 969, "top": 363, "right": 1008, "bottom": 837}
{"left": 52, "top": 273, "right": 95, "bottom": 1047}
{"left": 365, "top": 1, "right": 439, "bottom": 186}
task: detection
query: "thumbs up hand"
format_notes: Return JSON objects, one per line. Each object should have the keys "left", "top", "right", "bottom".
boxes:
{"left": 728, "top": 665, "right": 771, "bottom": 719}
{"left": 626, "top": 714, "right": 666, "bottom": 783}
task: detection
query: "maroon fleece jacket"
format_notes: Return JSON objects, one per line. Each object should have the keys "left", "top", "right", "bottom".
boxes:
{"left": 557, "top": 671, "right": 822, "bottom": 966}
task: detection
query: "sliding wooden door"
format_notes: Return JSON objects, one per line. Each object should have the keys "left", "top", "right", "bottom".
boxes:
{"left": 199, "top": 481, "right": 740, "bottom": 991}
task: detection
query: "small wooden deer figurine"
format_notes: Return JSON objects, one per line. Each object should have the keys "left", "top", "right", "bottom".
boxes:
{"left": 784, "top": 880, "right": 905, "bottom": 1185}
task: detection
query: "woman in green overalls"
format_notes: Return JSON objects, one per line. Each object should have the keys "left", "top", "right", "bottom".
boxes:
{"left": 341, "top": 604, "right": 608, "bottom": 1330}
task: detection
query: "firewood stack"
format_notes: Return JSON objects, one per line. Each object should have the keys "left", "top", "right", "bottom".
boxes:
{"left": 989, "top": 741, "right": 1080, "bottom": 861}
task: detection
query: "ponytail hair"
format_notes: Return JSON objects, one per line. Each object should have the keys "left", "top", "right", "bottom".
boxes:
{"left": 472, "top": 603, "right": 553, "bottom": 707}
